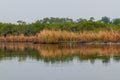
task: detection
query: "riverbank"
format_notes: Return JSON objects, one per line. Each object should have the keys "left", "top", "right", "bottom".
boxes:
{"left": 0, "top": 30, "right": 120, "bottom": 44}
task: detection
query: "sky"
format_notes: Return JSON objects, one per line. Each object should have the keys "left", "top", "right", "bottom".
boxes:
{"left": 0, "top": 0, "right": 120, "bottom": 23}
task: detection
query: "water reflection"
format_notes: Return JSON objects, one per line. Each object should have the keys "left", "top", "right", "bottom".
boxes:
{"left": 0, "top": 43, "right": 120, "bottom": 63}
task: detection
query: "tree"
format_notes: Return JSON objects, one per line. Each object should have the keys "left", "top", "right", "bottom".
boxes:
{"left": 101, "top": 16, "right": 110, "bottom": 23}
{"left": 89, "top": 17, "right": 95, "bottom": 21}
{"left": 112, "top": 18, "right": 120, "bottom": 25}
{"left": 76, "top": 18, "right": 87, "bottom": 23}
{"left": 17, "top": 20, "right": 26, "bottom": 25}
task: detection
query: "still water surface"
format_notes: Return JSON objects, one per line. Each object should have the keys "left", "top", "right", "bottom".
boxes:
{"left": 0, "top": 43, "right": 120, "bottom": 80}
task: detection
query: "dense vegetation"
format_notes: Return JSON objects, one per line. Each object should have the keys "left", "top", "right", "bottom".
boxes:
{"left": 1, "top": 16, "right": 120, "bottom": 36}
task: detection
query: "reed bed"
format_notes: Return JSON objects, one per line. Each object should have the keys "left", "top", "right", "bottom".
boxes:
{"left": 0, "top": 34, "right": 35, "bottom": 42}
{"left": 0, "top": 30, "right": 120, "bottom": 43}
{"left": 35, "top": 30, "right": 80, "bottom": 43}
{"left": 35, "top": 30, "right": 120, "bottom": 43}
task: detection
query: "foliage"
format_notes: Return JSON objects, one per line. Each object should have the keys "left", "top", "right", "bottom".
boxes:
{"left": 100, "top": 16, "right": 111, "bottom": 23}
{"left": 112, "top": 18, "right": 120, "bottom": 25}
{"left": 0, "top": 17, "right": 120, "bottom": 36}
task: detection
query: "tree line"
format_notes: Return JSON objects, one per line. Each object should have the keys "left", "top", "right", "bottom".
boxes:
{"left": 0, "top": 16, "right": 120, "bottom": 36}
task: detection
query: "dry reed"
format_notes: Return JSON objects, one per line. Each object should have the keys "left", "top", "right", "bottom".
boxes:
{"left": 35, "top": 30, "right": 120, "bottom": 43}
{"left": 0, "top": 30, "right": 120, "bottom": 43}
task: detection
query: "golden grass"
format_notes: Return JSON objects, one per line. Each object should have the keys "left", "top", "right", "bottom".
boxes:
{"left": 0, "top": 34, "right": 35, "bottom": 42}
{"left": 0, "top": 30, "right": 120, "bottom": 43}
{"left": 35, "top": 30, "right": 120, "bottom": 43}
{"left": 35, "top": 30, "right": 80, "bottom": 43}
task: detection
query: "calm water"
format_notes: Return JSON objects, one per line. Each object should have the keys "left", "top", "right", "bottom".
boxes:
{"left": 0, "top": 43, "right": 120, "bottom": 80}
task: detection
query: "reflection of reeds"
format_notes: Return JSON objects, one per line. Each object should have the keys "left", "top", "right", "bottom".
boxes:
{"left": 0, "top": 30, "right": 120, "bottom": 43}
{"left": 0, "top": 43, "right": 120, "bottom": 63}
{"left": 38, "top": 44, "right": 120, "bottom": 58}
{"left": 0, "top": 43, "right": 35, "bottom": 51}
{"left": 1, "top": 43, "right": 120, "bottom": 56}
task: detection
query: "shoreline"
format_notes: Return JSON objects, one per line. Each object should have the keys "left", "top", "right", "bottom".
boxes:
{"left": 0, "top": 41, "right": 120, "bottom": 44}
{"left": 31, "top": 41, "right": 120, "bottom": 44}
{"left": 0, "top": 30, "right": 120, "bottom": 44}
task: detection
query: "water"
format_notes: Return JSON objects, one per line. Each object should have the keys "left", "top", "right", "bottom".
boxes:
{"left": 0, "top": 43, "right": 120, "bottom": 80}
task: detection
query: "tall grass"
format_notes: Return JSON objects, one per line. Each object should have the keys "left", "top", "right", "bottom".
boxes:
{"left": 0, "top": 34, "right": 35, "bottom": 42}
{"left": 35, "top": 30, "right": 80, "bottom": 43}
{"left": 35, "top": 30, "right": 120, "bottom": 43}
{"left": 0, "top": 30, "right": 120, "bottom": 43}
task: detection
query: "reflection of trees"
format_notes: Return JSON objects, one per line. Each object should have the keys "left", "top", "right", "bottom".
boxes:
{"left": 0, "top": 43, "right": 120, "bottom": 63}
{"left": 0, "top": 47, "right": 40, "bottom": 61}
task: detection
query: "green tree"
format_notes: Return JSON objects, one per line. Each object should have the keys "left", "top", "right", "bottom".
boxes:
{"left": 101, "top": 16, "right": 110, "bottom": 23}
{"left": 89, "top": 17, "right": 95, "bottom": 21}
{"left": 17, "top": 20, "right": 26, "bottom": 25}
{"left": 112, "top": 18, "right": 120, "bottom": 25}
{"left": 76, "top": 18, "right": 87, "bottom": 23}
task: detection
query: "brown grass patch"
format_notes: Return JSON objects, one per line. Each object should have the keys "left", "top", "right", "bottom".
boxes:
{"left": 0, "top": 30, "right": 120, "bottom": 43}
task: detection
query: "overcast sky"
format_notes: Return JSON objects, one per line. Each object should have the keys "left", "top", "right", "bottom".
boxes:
{"left": 0, "top": 0, "right": 120, "bottom": 23}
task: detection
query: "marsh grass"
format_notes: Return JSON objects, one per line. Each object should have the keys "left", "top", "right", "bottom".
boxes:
{"left": 35, "top": 30, "right": 120, "bottom": 43}
{"left": 0, "top": 30, "right": 120, "bottom": 43}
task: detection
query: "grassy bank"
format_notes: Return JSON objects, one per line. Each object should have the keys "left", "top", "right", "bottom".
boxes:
{"left": 0, "top": 30, "right": 120, "bottom": 43}
{"left": 0, "top": 17, "right": 120, "bottom": 43}
{"left": 35, "top": 30, "right": 120, "bottom": 43}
